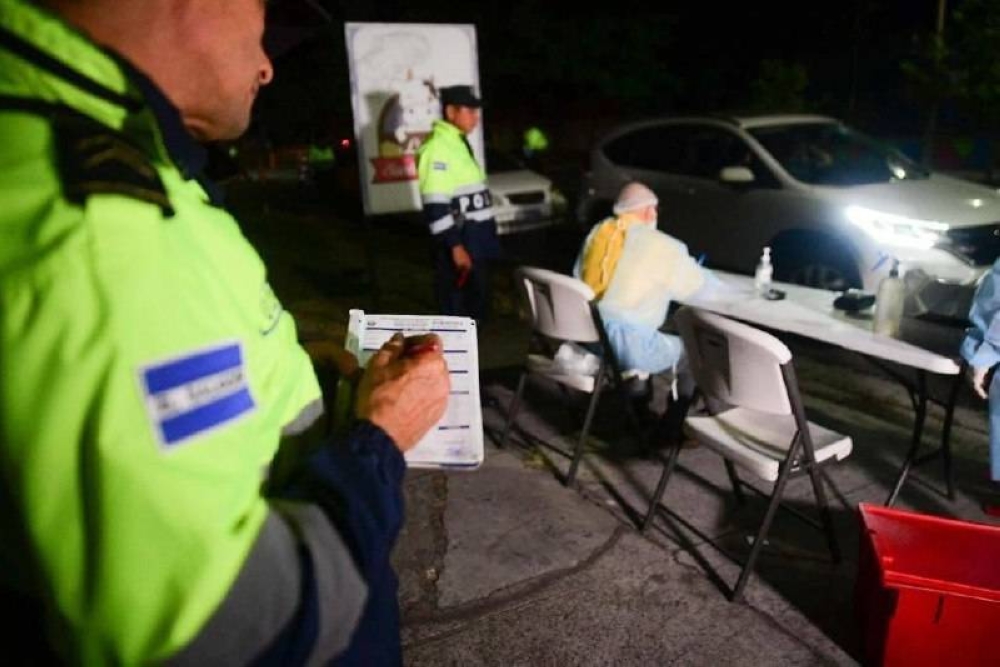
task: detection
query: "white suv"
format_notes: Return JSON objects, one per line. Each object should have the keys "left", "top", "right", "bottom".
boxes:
{"left": 576, "top": 114, "right": 1000, "bottom": 321}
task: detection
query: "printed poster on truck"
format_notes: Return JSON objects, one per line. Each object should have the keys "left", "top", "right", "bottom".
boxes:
{"left": 345, "top": 22, "right": 483, "bottom": 216}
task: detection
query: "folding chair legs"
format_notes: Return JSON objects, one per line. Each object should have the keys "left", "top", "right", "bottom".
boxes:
{"left": 805, "top": 463, "right": 841, "bottom": 563}
{"left": 724, "top": 460, "right": 746, "bottom": 505}
{"left": 731, "top": 458, "right": 846, "bottom": 601}
{"left": 499, "top": 371, "right": 528, "bottom": 448}
{"left": 565, "top": 386, "right": 603, "bottom": 487}
{"left": 641, "top": 440, "right": 683, "bottom": 532}
{"left": 730, "top": 462, "right": 795, "bottom": 602}
{"left": 500, "top": 368, "right": 615, "bottom": 488}
{"left": 643, "top": 449, "right": 843, "bottom": 602}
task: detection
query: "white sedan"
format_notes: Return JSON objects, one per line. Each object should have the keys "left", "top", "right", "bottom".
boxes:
{"left": 486, "top": 147, "right": 566, "bottom": 235}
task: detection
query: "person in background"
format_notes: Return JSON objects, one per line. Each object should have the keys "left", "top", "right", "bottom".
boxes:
{"left": 960, "top": 261, "right": 1000, "bottom": 516}
{"left": 417, "top": 84, "right": 501, "bottom": 323}
{"left": 0, "top": 1, "right": 449, "bottom": 665}
{"left": 521, "top": 124, "right": 549, "bottom": 171}
{"left": 573, "top": 181, "right": 722, "bottom": 432}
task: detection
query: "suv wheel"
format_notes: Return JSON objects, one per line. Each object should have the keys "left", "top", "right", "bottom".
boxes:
{"left": 772, "top": 239, "right": 861, "bottom": 292}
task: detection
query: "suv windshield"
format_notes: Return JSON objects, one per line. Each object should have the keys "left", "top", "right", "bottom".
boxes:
{"left": 748, "top": 122, "right": 928, "bottom": 186}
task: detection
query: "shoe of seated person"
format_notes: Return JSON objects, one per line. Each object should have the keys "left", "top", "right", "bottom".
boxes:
{"left": 621, "top": 374, "right": 652, "bottom": 402}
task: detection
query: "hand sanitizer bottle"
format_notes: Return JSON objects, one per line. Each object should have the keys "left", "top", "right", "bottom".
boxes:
{"left": 874, "top": 259, "right": 905, "bottom": 337}
{"left": 754, "top": 246, "right": 773, "bottom": 296}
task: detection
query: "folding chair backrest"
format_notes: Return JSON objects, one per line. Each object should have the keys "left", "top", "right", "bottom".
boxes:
{"left": 674, "top": 306, "right": 794, "bottom": 415}
{"left": 514, "top": 266, "right": 602, "bottom": 344}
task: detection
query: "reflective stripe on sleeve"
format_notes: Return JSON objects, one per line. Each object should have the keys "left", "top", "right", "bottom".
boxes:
{"left": 164, "top": 505, "right": 367, "bottom": 665}
{"left": 421, "top": 193, "right": 451, "bottom": 205}
{"left": 280, "top": 398, "right": 324, "bottom": 437}
{"left": 429, "top": 214, "right": 456, "bottom": 235}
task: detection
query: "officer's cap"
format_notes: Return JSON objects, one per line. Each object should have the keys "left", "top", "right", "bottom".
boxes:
{"left": 439, "top": 85, "right": 482, "bottom": 109}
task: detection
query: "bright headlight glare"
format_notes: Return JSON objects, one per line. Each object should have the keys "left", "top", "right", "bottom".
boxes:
{"left": 844, "top": 205, "right": 949, "bottom": 249}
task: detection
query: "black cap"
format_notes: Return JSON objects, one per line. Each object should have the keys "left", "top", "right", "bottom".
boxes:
{"left": 439, "top": 85, "right": 482, "bottom": 109}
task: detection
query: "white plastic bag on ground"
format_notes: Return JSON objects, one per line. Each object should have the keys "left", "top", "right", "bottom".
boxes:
{"left": 553, "top": 342, "right": 601, "bottom": 376}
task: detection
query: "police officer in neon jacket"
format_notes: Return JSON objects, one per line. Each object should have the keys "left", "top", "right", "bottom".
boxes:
{"left": 0, "top": 0, "right": 449, "bottom": 664}
{"left": 417, "top": 84, "right": 501, "bottom": 322}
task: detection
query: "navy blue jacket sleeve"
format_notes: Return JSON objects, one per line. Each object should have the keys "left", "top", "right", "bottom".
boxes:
{"left": 276, "top": 420, "right": 406, "bottom": 667}
{"left": 423, "top": 199, "right": 462, "bottom": 248}
{"left": 284, "top": 420, "right": 406, "bottom": 577}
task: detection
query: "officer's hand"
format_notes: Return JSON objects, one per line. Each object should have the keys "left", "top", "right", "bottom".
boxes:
{"left": 969, "top": 365, "right": 990, "bottom": 400}
{"left": 452, "top": 244, "right": 473, "bottom": 272}
{"left": 355, "top": 333, "right": 450, "bottom": 451}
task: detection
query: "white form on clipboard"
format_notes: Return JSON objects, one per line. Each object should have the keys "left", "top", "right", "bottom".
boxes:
{"left": 345, "top": 309, "right": 484, "bottom": 469}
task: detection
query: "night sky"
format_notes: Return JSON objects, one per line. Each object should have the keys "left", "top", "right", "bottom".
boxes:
{"left": 259, "top": 1, "right": 958, "bottom": 149}
{"left": 664, "top": 0, "right": 940, "bottom": 130}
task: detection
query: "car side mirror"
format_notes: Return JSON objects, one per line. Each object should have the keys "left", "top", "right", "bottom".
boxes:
{"left": 719, "top": 166, "right": 755, "bottom": 184}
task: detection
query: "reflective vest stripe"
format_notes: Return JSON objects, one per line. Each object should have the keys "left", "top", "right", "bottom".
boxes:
{"left": 464, "top": 208, "right": 495, "bottom": 222}
{"left": 421, "top": 192, "right": 450, "bottom": 205}
{"left": 429, "top": 214, "right": 455, "bottom": 235}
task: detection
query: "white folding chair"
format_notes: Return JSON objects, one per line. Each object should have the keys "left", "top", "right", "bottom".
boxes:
{"left": 641, "top": 306, "right": 852, "bottom": 601}
{"left": 499, "top": 266, "right": 647, "bottom": 486}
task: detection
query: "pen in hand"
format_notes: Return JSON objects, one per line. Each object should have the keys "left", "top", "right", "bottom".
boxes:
{"left": 404, "top": 338, "right": 442, "bottom": 357}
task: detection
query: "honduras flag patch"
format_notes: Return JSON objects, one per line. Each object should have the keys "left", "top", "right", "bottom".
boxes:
{"left": 140, "top": 342, "right": 256, "bottom": 448}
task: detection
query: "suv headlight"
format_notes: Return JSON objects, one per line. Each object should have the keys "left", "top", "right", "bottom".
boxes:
{"left": 844, "top": 205, "right": 949, "bottom": 249}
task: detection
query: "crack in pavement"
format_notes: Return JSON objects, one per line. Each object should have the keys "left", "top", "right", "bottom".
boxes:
{"left": 402, "top": 524, "right": 627, "bottom": 639}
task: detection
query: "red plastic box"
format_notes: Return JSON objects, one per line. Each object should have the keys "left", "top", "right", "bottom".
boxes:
{"left": 855, "top": 502, "right": 1000, "bottom": 666}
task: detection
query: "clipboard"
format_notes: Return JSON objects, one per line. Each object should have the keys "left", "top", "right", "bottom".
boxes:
{"left": 341, "top": 309, "right": 484, "bottom": 469}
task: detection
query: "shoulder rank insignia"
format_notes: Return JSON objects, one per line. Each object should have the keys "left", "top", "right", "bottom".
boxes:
{"left": 55, "top": 115, "right": 174, "bottom": 216}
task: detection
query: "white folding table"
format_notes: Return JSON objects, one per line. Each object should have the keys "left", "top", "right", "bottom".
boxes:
{"left": 677, "top": 271, "right": 965, "bottom": 506}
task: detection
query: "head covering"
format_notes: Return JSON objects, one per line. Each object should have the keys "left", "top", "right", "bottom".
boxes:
{"left": 613, "top": 182, "right": 658, "bottom": 215}
{"left": 439, "top": 85, "right": 482, "bottom": 109}
{"left": 579, "top": 182, "right": 660, "bottom": 298}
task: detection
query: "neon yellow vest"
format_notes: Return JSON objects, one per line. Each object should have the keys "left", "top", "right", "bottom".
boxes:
{"left": 0, "top": 2, "right": 320, "bottom": 662}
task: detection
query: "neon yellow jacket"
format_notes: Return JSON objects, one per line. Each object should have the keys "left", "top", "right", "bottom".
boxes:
{"left": 416, "top": 119, "right": 499, "bottom": 258}
{"left": 0, "top": 2, "right": 325, "bottom": 663}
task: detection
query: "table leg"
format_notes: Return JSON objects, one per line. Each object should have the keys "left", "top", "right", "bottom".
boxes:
{"left": 939, "top": 362, "right": 966, "bottom": 500}
{"left": 885, "top": 371, "right": 928, "bottom": 506}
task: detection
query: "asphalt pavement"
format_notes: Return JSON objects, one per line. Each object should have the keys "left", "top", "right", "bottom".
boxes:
{"left": 232, "top": 179, "right": 998, "bottom": 666}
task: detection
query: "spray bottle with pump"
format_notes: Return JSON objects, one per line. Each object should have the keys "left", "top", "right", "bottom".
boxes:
{"left": 873, "top": 257, "right": 905, "bottom": 337}
{"left": 754, "top": 246, "right": 773, "bottom": 297}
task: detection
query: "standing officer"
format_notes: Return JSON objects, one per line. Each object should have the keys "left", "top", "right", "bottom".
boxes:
{"left": 417, "top": 84, "right": 501, "bottom": 323}
{"left": 0, "top": 0, "right": 450, "bottom": 665}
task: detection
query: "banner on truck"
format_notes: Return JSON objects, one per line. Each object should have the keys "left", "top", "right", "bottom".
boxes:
{"left": 345, "top": 22, "right": 482, "bottom": 216}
